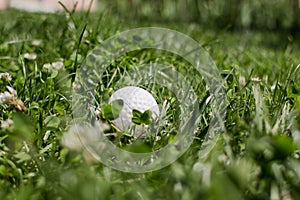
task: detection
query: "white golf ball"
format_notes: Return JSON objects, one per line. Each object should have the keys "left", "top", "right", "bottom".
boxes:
{"left": 108, "top": 86, "right": 160, "bottom": 137}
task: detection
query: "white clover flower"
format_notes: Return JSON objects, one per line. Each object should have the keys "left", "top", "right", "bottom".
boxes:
{"left": 0, "top": 72, "right": 12, "bottom": 81}
{"left": 43, "top": 61, "right": 64, "bottom": 71}
{"left": 0, "top": 91, "right": 14, "bottom": 104}
{"left": 24, "top": 53, "right": 37, "bottom": 60}
{"left": 51, "top": 61, "right": 64, "bottom": 70}
{"left": 0, "top": 87, "right": 17, "bottom": 104}
{"left": 31, "top": 40, "right": 42, "bottom": 46}
{"left": 0, "top": 86, "right": 25, "bottom": 111}
{"left": 1, "top": 119, "right": 13, "bottom": 129}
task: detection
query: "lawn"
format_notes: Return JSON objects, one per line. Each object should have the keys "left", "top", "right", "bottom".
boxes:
{"left": 0, "top": 5, "right": 300, "bottom": 200}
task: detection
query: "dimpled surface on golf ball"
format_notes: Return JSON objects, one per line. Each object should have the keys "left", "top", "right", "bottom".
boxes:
{"left": 108, "top": 86, "right": 160, "bottom": 137}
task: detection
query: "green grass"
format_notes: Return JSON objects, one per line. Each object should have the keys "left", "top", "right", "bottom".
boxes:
{"left": 0, "top": 8, "right": 300, "bottom": 200}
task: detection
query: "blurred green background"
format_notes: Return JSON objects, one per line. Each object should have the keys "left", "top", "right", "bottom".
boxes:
{"left": 100, "top": 0, "right": 300, "bottom": 31}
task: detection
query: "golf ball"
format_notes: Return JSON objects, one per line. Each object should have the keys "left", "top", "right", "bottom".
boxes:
{"left": 108, "top": 86, "right": 160, "bottom": 137}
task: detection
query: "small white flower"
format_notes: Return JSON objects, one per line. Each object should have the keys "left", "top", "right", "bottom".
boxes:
{"left": 1, "top": 119, "right": 13, "bottom": 129}
{"left": 51, "top": 61, "right": 64, "bottom": 70}
{"left": 0, "top": 86, "right": 17, "bottom": 104}
{"left": 0, "top": 72, "right": 12, "bottom": 81}
{"left": 24, "top": 53, "right": 37, "bottom": 60}
{"left": 0, "top": 91, "right": 14, "bottom": 104}
{"left": 31, "top": 40, "right": 42, "bottom": 46}
{"left": 0, "top": 86, "right": 25, "bottom": 111}
{"left": 43, "top": 62, "right": 64, "bottom": 71}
